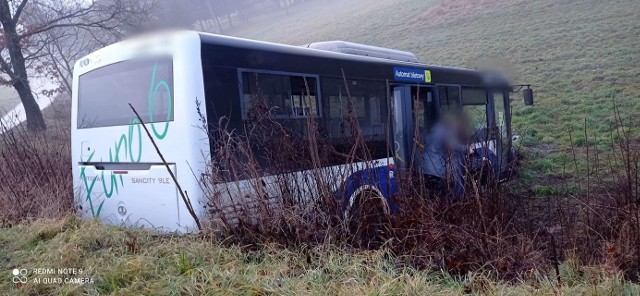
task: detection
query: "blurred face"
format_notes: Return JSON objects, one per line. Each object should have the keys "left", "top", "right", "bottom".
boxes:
{"left": 441, "top": 112, "right": 460, "bottom": 130}
{"left": 459, "top": 111, "right": 474, "bottom": 134}
{"left": 440, "top": 112, "right": 469, "bottom": 141}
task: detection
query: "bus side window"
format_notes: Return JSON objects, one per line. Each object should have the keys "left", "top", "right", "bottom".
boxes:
{"left": 411, "top": 87, "right": 437, "bottom": 133}
{"left": 461, "top": 87, "right": 488, "bottom": 131}
{"left": 322, "top": 78, "right": 389, "bottom": 164}
{"left": 238, "top": 71, "right": 321, "bottom": 175}
{"left": 437, "top": 85, "right": 461, "bottom": 112}
{"left": 241, "top": 72, "right": 319, "bottom": 119}
{"left": 493, "top": 91, "right": 507, "bottom": 140}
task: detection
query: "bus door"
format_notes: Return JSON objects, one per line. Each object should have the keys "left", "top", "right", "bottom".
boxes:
{"left": 392, "top": 85, "right": 437, "bottom": 171}
{"left": 432, "top": 85, "right": 509, "bottom": 180}
{"left": 491, "top": 90, "right": 513, "bottom": 178}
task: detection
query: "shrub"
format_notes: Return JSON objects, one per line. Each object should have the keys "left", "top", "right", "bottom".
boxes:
{"left": 0, "top": 98, "right": 73, "bottom": 225}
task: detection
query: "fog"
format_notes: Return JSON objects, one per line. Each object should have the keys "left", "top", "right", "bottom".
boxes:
{"left": 151, "top": 0, "right": 365, "bottom": 37}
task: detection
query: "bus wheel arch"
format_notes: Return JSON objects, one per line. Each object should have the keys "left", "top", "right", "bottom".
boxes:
{"left": 345, "top": 185, "right": 391, "bottom": 249}
{"left": 345, "top": 185, "right": 389, "bottom": 217}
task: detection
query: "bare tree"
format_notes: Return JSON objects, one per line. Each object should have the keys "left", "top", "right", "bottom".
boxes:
{"left": 0, "top": 0, "right": 153, "bottom": 131}
{"left": 33, "top": 0, "right": 154, "bottom": 96}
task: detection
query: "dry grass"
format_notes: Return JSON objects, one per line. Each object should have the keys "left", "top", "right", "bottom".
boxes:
{"left": 1, "top": 216, "right": 639, "bottom": 295}
{"left": 0, "top": 96, "right": 72, "bottom": 225}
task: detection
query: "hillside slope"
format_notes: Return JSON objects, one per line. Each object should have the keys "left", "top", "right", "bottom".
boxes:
{"left": 226, "top": 0, "right": 640, "bottom": 181}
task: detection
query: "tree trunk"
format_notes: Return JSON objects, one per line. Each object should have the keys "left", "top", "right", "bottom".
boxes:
{"left": 0, "top": 0, "right": 47, "bottom": 131}
{"left": 15, "top": 80, "right": 46, "bottom": 131}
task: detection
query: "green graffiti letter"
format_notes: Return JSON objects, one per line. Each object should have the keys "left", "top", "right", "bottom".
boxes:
{"left": 128, "top": 118, "right": 142, "bottom": 162}
{"left": 80, "top": 151, "right": 98, "bottom": 217}
{"left": 148, "top": 63, "right": 172, "bottom": 139}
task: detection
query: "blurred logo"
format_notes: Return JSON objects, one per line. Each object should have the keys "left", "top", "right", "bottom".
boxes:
{"left": 12, "top": 269, "right": 27, "bottom": 288}
{"left": 80, "top": 58, "right": 90, "bottom": 67}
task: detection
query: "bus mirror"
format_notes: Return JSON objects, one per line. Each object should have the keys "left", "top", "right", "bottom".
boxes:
{"left": 523, "top": 87, "right": 534, "bottom": 106}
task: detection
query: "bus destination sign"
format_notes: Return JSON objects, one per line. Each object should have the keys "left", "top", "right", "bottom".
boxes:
{"left": 394, "top": 67, "right": 432, "bottom": 83}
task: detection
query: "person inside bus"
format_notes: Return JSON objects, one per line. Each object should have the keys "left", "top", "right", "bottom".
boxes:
{"left": 419, "top": 111, "right": 475, "bottom": 200}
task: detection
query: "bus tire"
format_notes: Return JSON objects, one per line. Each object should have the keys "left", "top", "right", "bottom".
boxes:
{"left": 345, "top": 187, "right": 390, "bottom": 249}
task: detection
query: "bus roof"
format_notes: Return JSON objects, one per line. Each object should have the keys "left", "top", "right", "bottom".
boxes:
{"left": 197, "top": 32, "right": 483, "bottom": 78}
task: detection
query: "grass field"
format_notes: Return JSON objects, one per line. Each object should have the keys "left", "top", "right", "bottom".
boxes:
{"left": 227, "top": 0, "right": 640, "bottom": 186}
{"left": 2, "top": 217, "right": 639, "bottom": 295}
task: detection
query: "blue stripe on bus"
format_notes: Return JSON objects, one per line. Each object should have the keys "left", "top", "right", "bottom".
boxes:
{"left": 334, "top": 166, "right": 398, "bottom": 214}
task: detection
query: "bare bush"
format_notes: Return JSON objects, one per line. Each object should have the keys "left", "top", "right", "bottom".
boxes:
{"left": 198, "top": 77, "right": 639, "bottom": 281}
{"left": 197, "top": 77, "right": 541, "bottom": 279}
{"left": 0, "top": 109, "right": 72, "bottom": 225}
{"left": 547, "top": 99, "right": 640, "bottom": 281}
{"left": 200, "top": 88, "right": 346, "bottom": 246}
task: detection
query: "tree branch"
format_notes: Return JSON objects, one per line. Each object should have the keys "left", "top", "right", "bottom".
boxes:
{"left": 11, "top": 0, "right": 28, "bottom": 23}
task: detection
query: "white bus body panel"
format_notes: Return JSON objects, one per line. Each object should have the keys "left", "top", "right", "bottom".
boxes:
{"left": 71, "top": 32, "right": 208, "bottom": 232}
{"left": 206, "top": 158, "right": 394, "bottom": 226}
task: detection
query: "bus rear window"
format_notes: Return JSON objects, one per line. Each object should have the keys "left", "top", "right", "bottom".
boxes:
{"left": 77, "top": 57, "right": 173, "bottom": 129}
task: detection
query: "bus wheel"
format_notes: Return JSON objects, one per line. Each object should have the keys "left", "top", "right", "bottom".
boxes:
{"left": 347, "top": 192, "right": 390, "bottom": 250}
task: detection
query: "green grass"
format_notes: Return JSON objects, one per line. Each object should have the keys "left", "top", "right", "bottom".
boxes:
{"left": 225, "top": 0, "right": 640, "bottom": 184}
{"left": 1, "top": 217, "right": 639, "bottom": 295}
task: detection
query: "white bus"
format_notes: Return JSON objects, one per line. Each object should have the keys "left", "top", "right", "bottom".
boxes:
{"left": 72, "top": 31, "right": 520, "bottom": 232}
